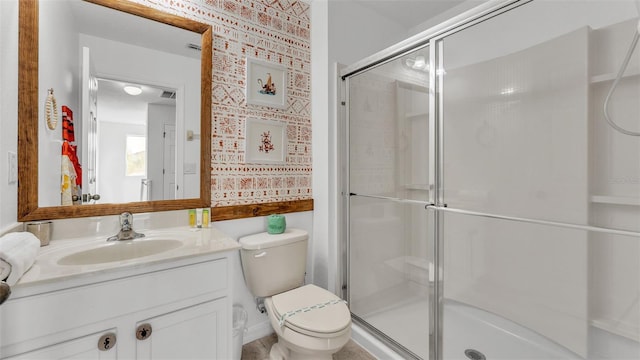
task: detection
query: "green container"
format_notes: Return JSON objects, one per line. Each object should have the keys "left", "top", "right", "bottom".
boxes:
{"left": 267, "top": 214, "right": 286, "bottom": 234}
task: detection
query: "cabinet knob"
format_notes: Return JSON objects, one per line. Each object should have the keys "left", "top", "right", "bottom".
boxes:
{"left": 136, "top": 323, "right": 153, "bottom": 340}
{"left": 97, "top": 332, "right": 117, "bottom": 351}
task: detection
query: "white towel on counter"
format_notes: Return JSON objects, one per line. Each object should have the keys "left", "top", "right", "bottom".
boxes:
{"left": 0, "top": 232, "right": 40, "bottom": 285}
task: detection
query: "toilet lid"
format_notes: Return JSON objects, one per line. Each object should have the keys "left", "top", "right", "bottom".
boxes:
{"left": 271, "top": 284, "right": 351, "bottom": 334}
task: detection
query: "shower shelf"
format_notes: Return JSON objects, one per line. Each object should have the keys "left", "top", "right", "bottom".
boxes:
{"left": 590, "top": 195, "right": 640, "bottom": 206}
{"left": 590, "top": 70, "right": 640, "bottom": 83}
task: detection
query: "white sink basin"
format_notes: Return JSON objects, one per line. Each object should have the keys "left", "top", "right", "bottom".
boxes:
{"left": 57, "top": 239, "right": 183, "bottom": 266}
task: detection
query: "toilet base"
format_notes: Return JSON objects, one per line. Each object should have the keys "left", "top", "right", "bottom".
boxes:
{"left": 269, "top": 339, "right": 336, "bottom": 360}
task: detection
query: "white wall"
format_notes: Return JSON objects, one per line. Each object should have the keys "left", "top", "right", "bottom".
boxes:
{"left": 0, "top": 0, "right": 18, "bottom": 233}
{"left": 409, "top": 0, "right": 488, "bottom": 36}
{"left": 38, "top": 1, "right": 80, "bottom": 207}
{"left": 310, "top": 0, "right": 331, "bottom": 294}
{"left": 312, "top": 0, "right": 418, "bottom": 295}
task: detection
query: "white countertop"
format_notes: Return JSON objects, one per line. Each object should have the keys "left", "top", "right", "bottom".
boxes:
{"left": 15, "top": 226, "right": 240, "bottom": 292}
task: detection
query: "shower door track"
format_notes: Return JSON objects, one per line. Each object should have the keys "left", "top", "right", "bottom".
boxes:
{"left": 352, "top": 313, "right": 423, "bottom": 360}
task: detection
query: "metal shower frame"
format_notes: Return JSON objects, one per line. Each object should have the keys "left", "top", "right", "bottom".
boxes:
{"left": 338, "top": 0, "right": 638, "bottom": 358}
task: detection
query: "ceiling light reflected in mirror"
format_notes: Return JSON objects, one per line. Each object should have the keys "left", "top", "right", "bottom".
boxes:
{"left": 123, "top": 85, "right": 143, "bottom": 96}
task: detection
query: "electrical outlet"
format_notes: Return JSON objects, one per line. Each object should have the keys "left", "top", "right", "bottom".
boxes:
{"left": 8, "top": 151, "right": 17, "bottom": 184}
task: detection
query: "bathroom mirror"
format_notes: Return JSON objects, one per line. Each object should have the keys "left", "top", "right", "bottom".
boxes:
{"left": 18, "top": 0, "right": 212, "bottom": 221}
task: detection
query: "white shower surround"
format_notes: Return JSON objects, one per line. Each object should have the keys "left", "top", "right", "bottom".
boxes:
{"left": 354, "top": 299, "right": 640, "bottom": 359}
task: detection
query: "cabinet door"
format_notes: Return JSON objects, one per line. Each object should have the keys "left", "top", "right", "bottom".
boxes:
{"left": 135, "top": 299, "right": 228, "bottom": 360}
{"left": 6, "top": 330, "right": 118, "bottom": 360}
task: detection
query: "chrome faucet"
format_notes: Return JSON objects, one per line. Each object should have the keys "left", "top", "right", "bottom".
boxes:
{"left": 107, "top": 212, "right": 145, "bottom": 241}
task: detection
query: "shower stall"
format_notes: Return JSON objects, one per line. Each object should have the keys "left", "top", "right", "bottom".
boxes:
{"left": 341, "top": 0, "right": 640, "bottom": 359}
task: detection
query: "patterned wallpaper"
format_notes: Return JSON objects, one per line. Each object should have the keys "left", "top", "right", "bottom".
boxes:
{"left": 137, "top": 0, "right": 312, "bottom": 207}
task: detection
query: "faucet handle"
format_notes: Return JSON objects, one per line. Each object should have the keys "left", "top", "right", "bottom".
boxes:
{"left": 107, "top": 212, "right": 144, "bottom": 241}
{"left": 120, "top": 212, "right": 133, "bottom": 230}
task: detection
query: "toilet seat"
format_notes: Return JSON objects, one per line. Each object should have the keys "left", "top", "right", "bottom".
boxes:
{"left": 271, "top": 284, "right": 351, "bottom": 338}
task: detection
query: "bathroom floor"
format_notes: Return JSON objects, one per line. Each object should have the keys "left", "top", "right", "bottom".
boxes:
{"left": 241, "top": 333, "right": 376, "bottom": 360}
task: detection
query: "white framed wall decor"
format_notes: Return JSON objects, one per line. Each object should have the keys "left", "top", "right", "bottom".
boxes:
{"left": 245, "top": 57, "right": 287, "bottom": 109}
{"left": 245, "top": 118, "right": 287, "bottom": 163}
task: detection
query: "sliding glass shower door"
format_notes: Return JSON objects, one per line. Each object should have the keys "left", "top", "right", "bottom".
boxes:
{"left": 439, "top": 1, "right": 640, "bottom": 359}
{"left": 345, "top": 1, "right": 640, "bottom": 360}
{"left": 347, "top": 46, "right": 432, "bottom": 359}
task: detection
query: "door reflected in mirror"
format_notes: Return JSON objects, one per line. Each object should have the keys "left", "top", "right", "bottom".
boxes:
{"left": 93, "top": 78, "right": 182, "bottom": 204}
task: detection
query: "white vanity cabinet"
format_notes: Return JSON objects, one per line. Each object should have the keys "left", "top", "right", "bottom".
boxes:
{"left": 135, "top": 299, "right": 225, "bottom": 359}
{"left": 6, "top": 330, "right": 118, "bottom": 360}
{"left": 1, "top": 254, "right": 233, "bottom": 360}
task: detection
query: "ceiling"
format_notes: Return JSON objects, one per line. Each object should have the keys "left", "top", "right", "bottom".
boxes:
{"left": 352, "top": 0, "right": 468, "bottom": 31}
{"left": 68, "top": 1, "right": 202, "bottom": 60}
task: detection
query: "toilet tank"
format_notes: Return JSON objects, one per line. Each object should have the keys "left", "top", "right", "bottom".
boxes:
{"left": 239, "top": 228, "right": 308, "bottom": 298}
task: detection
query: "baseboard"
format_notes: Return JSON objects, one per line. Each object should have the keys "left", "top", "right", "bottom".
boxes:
{"left": 244, "top": 320, "right": 273, "bottom": 344}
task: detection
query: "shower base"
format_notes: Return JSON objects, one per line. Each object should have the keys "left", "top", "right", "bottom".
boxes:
{"left": 355, "top": 294, "right": 625, "bottom": 359}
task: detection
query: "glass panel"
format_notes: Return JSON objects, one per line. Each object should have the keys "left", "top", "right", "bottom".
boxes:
{"left": 441, "top": 0, "right": 640, "bottom": 225}
{"left": 440, "top": 1, "right": 640, "bottom": 359}
{"left": 349, "top": 46, "right": 430, "bottom": 202}
{"left": 442, "top": 211, "right": 588, "bottom": 358}
{"left": 347, "top": 45, "right": 432, "bottom": 358}
{"left": 442, "top": 211, "right": 639, "bottom": 360}
{"left": 349, "top": 195, "right": 430, "bottom": 358}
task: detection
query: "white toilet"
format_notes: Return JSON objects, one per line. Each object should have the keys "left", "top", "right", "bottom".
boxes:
{"left": 239, "top": 228, "right": 351, "bottom": 360}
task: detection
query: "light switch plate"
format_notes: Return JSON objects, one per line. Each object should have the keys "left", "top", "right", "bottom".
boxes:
{"left": 184, "top": 162, "right": 197, "bottom": 174}
{"left": 8, "top": 151, "right": 17, "bottom": 184}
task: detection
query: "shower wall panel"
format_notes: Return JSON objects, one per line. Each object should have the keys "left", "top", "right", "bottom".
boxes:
{"left": 443, "top": 212, "right": 588, "bottom": 357}
{"left": 443, "top": 27, "right": 589, "bottom": 224}
{"left": 349, "top": 73, "right": 398, "bottom": 197}
{"left": 441, "top": 10, "right": 590, "bottom": 358}
{"left": 588, "top": 18, "right": 640, "bottom": 342}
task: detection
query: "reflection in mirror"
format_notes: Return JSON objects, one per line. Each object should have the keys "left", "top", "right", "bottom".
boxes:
{"left": 93, "top": 78, "right": 182, "bottom": 204}
{"left": 18, "top": 0, "right": 212, "bottom": 221}
{"left": 38, "top": 0, "right": 201, "bottom": 207}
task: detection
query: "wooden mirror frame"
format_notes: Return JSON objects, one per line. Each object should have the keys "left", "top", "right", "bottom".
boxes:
{"left": 17, "top": 0, "right": 212, "bottom": 222}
